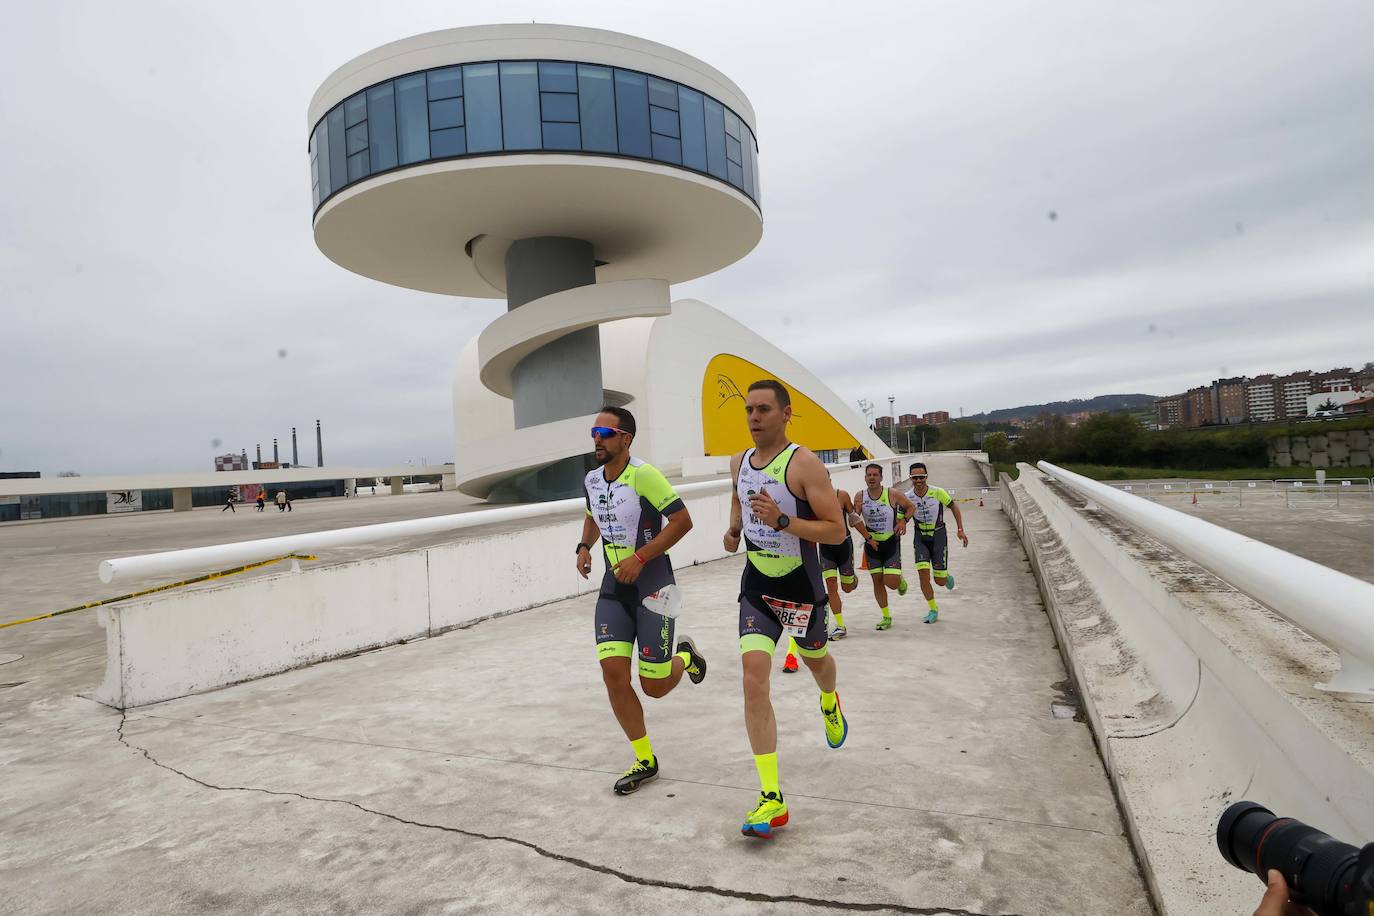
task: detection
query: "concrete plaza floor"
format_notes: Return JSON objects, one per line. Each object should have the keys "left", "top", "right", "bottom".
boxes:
{"left": 2, "top": 458, "right": 1153, "bottom": 914}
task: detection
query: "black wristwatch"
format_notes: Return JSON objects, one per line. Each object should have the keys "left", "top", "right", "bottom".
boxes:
{"left": 576, "top": 542, "right": 592, "bottom": 554}
{"left": 775, "top": 513, "right": 790, "bottom": 531}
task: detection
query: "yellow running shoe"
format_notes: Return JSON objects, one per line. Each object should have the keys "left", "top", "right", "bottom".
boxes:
{"left": 822, "top": 693, "right": 848, "bottom": 748}
{"left": 741, "top": 791, "right": 789, "bottom": 839}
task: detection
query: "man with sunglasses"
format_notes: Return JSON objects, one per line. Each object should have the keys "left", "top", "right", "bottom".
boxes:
{"left": 577, "top": 406, "right": 707, "bottom": 796}
{"left": 905, "top": 461, "right": 969, "bottom": 624}
{"left": 724, "top": 379, "right": 849, "bottom": 839}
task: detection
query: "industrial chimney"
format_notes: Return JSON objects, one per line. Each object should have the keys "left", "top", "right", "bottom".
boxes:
{"left": 291, "top": 427, "right": 299, "bottom": 467}
{"left": 316, "top": 419, "right": 323, "bottom": 467}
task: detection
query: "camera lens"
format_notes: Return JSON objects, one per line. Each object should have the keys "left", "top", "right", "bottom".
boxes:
{"left": 1217, "top": 801, "right": 1275, "bottom": 874}
{"left": 1217, "top": 801, "right": 1361, "bottom": 914}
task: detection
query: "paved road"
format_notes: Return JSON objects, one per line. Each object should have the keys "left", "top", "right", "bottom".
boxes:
{"left": 1, "top": 456, "right": 1151, "bottom": 914}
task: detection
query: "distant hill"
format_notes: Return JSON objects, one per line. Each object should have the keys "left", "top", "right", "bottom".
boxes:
{"left": 965, "top": 394, "right": 1159, "bottom": 424}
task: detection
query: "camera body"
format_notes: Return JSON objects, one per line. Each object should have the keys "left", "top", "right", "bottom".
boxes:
{"left": 1217, "top": 801, "right": 1374, "bottom": 915}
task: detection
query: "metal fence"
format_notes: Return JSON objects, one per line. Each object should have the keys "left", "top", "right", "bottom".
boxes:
{"left": 1102, "top": 477, "right": 1373, "bottom": 508}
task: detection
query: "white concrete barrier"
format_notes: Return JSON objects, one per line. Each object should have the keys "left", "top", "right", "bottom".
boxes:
{"left": 1004, "top": 465, "right": 1374, "bottom": 915}
{"left": 96, "top": 465, "right": 867, "bottom": 708}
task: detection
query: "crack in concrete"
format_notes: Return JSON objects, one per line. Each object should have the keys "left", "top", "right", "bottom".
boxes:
{"left": 142, "top": 713, "right": 1123, "bottom": 839}
{"left": 117, "top": 712, "right": 1013, "bottom": 916}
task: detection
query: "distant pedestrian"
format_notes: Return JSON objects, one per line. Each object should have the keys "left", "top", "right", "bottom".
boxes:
{"left": 256, "top": 491, "right": 266, "bottom": 512}
{"left": 222, "top": 493, "right": 236, "bottom": 513}
{"left": 286, "top": 491, "right": 293, "bottom": 512}
{"left": 371, "top": 485, "right": 375, "bottom": 495}
{"left": 276, "top": 490, "right": 287, "bottom": 512}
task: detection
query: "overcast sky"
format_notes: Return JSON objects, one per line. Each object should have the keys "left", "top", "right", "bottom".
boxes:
{"left": 2, "top": 1, "right": 1371, "bottom": 473}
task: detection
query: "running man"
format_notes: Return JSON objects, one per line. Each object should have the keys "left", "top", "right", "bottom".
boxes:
{"left": 576, "top": 406, "right": 707, "bottom": 796}
{"left": 853, "top": 463, "right": 917, "bottom": 630}
{"left": 725, "top": 379, "right": 848, "bottom": 839}
{"left": 905, "top": 461, "right": 970, "bottom": 624}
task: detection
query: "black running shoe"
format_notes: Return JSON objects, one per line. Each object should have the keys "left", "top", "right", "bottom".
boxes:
{"left": 678, "top": 636, "right": 707, "bottom": 685}
{"left": 613, "top": 757, "right": 659, "bottom": 795}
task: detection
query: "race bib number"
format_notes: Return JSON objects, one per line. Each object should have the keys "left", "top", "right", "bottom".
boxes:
{"left": 761, "top": 595, "right": 814, "bottom": 639}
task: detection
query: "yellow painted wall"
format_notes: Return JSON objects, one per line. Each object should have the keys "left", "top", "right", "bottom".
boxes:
{"left": 701, "top": 353, "right": 861, "bottom": 455}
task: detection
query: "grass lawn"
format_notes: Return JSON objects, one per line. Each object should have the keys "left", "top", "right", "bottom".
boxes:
{"left": 1056, "top": 464, "right": 1374, "bottom": 482}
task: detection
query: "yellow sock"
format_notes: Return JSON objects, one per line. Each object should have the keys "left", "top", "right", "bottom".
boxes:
{"left": 674, "top": 649, "right": 691, "bottom": 668}
{"left": 928, "top": 598, "right": 939, "bottom": 611}
{"left": 880, "top": 606, "right": 891, "bottom": 619}
{"left": 787, "top": 637, "right": 798, "bottom": 656}
{"left": 631, "top": 734, "right": 654, "bottom": 764}
{"left": 754, "top": 752, "right": 779, "bottom": 796}
{"left": 833, "top": 611, "right": 846, "bottom": 628}
{"left": 820, "top": 689, "right": 837, "bottom": 712}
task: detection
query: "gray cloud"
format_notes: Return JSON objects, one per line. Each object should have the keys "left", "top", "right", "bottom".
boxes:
{"left": 2, "top": 1, "right": 1371, "bottom": 472}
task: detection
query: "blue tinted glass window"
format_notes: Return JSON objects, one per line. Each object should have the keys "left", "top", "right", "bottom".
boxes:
{"left": 678, "top": 87, "right": 706, "bottom": 171}
{"left": 750, "top": 133, "right": 762, "bottom": 203}
{"left": 577, "top": 65, "right": 616, "bottom": 153}
{"left": 742, "top": 130, "right": 754, "bottom": 199}
{"left": 346, "top": 121, "right": 368, "bottom": 155}
{"left": 651, "top": 133, "right": 682, "bottom": 164}
{"left": 613, "top": 69, "right": 650, "bottom": 157}
{"left": 727, "top": 160, "right": 744, "bottom": 189}
{"left": 366, "top": 83, "right": 397, "bottom": 172}
{"left": 703, "top": 97, "right": 727, "bottom": 179}
{"left": 500, "top": 62, "right": 540, "bottom": 150}
{"left": 430, "top": 127, "right": 466, "bottom": 157}
{"left": 647, "top": 77, "right": 678, "bottom": 110}
{"left": 726, "top": 134, "right": 742, "bottom": 165}
{"left": 429, "top": 98, "right": 463, "bottom": 130}
{"left": 345, "top": 93, "right": 367, "bottom": 127}
{"left": 538, "top": 62, "right": 577, "bottom": 92}
{"left": 541, "top": 92, "right": 578, "bottom": 122}
{"left": 464, "top": 63, "right": 502, "bottom": 152}
{"left": 347, "top": 150, "right": 369, "bottom": 182}
{"left": 396, "top": 74, "right": 429, "bottom": 164}
{"left": 314, "top": 125, "right": 330, "bottom": 199}
{"left": 542, "top": 121, "right": 580, "bottom": 150}
{"left": 649, "top": 105, "right": 679, "bottom": 138}
{"left": 427, "top": 67, "right": 462, "bottom": 100}
{"left": 327, "top": 106, "right": 347, "bottom": 188}
{"left": 723, "top": 108, "right": 740, "bottom": 140}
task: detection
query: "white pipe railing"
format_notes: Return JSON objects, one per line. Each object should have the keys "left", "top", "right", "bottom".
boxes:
{"left": 1036, "top": 461, "right": 1374, "bottom": 695}
{"left": 97, "top": 474, "right": 750, "bottom": 586}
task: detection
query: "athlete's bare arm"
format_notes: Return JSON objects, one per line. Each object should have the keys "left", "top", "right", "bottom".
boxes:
{"left": 852, "top": 490, "right": 875, "bottom": 545}
{"left": 838, "top": 490, "right": 860, "bottom": 528}
{"left": 724, "top": 451, "right": 744, "bottom": 553}
{"left": 747, "top": 448, "right": 843, "bottom": 544}
{"left": 576, "top": 515, "right": 601, "bottom": 578}
{"left": 950, "top": 499, "right": 970, "bottom": 546}
{"left": 892, "top": 489, "right": 917, "bottom": 537}
{"left": 634, "top": 506, "right": 693, "bottom": 564}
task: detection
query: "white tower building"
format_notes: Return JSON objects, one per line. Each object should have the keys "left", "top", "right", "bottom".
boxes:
{"left": 309, "top": 24, "right": 887, "bottom": 500}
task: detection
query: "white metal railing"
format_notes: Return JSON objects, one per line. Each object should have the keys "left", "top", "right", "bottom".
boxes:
{"left": 1037, "top": 461, "right": 1374, "bottom": 696}
{"left": 101, "top": 460, "right": 887, "bottom": 586}
{"left": 98, "top": 474, "right": 736, "bottom": 585}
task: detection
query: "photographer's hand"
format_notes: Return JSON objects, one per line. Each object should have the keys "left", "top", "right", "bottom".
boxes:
{"left": 1255, "top": 870, "right": 1315, "bottom": 916}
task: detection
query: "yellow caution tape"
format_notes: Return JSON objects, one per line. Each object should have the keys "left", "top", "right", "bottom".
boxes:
{"left": 0, "top": 553, "right": 318, "bottom": 630}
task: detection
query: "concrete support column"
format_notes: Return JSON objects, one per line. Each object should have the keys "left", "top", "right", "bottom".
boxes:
{"left": 172, "top": 487, "right": 193, "bottom": 512}
{"left": 390, "top": 477, "right": 404, "bottom": 496}
{"left": 344, "top": 478, "right": 356, "bottom": 497}
{"left": 505, "top": 237, "right": 603, "bottom": 429}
